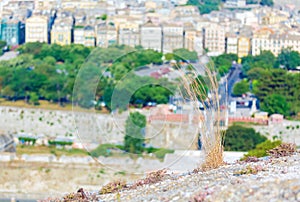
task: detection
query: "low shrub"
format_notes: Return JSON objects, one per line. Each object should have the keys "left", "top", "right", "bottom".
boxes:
{"left": 90, "top": 144, "right": 119, "bottom": 157}
{"left": 99, "top": 180, "right": 127, "bottom": 195}
{"left": 153, "top": 148, "right": 174, "bottom": 159}
{"left": 224, "top": 125, "right": 267, "bottom": 151}
{"left": 242, "top": 140, "right": 282, "bottom": 160}
{"left": 48, "top": 140, "right": 73, "bottom": 146}
{"left": 268, "top": 143, "right": 297, "bottom": 158}
{"left": 18, "top": 137, "right": 36, "bottom": 145}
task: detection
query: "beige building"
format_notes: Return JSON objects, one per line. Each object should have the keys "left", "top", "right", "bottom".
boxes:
{"left": 203, "top": 23, "right": 226, "bottom": 56}
{"left": 162, "top": 22, "right": 184, "bottom": 52}
{"left": 25, "top": 15, "right": 49, "bottom": 43}
{"left": 118, "top": 21, "right": 140, "bottom": 47}
{"left": 261, "top": 13, "right": 288, "bottom": 25}
{"left": 238, "top": 37, "right": 251, "bottom": 58}
{"left": 96, "top": 23, "right": 118, "bottom": 48}
{"left": 140, "top": 21, "right": 162, "bottom": 52}
{"left": 184, "top": 23, "right": 196, "bottom": 51}
{"left": 251, "top": 28, "right": 300, "bottom": 56}
{"left": 34, "top": 0, "right": 57, "bottom": 10}
{"left": 51, "top": 17, "right": 73, "bottom": 45}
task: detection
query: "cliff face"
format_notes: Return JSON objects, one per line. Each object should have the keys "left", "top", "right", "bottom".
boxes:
{"left": 0, "top": 106, "right": 199, "bottom": 149}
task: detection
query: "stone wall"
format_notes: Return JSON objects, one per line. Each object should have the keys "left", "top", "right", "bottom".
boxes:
{"left": 0, "top": 106, "right": 199, "bottom": 149}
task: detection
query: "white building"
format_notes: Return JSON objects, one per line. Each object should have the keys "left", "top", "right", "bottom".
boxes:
{"left": 25, "top": 15, "right": 49, "bottom": 43}
{"left": 162, "top": 22, "right": 184, "bottom": 52}
{"left": 225, "top": 0, "right": 246, "bottom": 7}
{"left": 203, "top": 23, "right": 226, "bottom": 56}
{"left": 140, "top": 21, "right": 162, "bottom": 52}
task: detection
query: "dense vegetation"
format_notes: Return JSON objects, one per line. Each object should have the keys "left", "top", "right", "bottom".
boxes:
{"left": 124, "top": 112, "right": 146, "bottom": 154}
{"left": 0, "top": 43, "right": 183, "bottom": 110}
{"left": 224, "top": 125, "right": 267, "bottom": 151}
{"left": 237, "top": 50, "right": 300, "bottom": 117}
{"left": 232, "top": 79, "right": 249, "bottom": 96}
{"left": 213, "top": 53, "right": 238, "bottom": 76}
{"left": 186, "top": 0, "right": 221, "bottom": 14}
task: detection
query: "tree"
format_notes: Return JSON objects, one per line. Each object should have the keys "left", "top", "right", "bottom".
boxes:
{"left": 276, "top": 48, "right": 300, "bottom": 70}
{"left": 224, "top": 125, "right": 267, "bottom": 151}
{"left": 242, "top": 51, "right": 276, "bottom": 74}
{"left": 173, "top": 48, "right": 198, "bottom": 62}
{"left": 260, "top": 0, "right": 274, "bottom": 7}
{"left": 213, "top": 53, "right": 238, "bottom": 76}
{"left": 260, "top": 94, "right": 290, "bottom": 116}
{"left": 124, "top": 112, "right": 146, "bottom": 154}
{"left": 0, "top": 40, "right": 7, "bottom": 50}
{"left": 29, "top": 92, "right": 39, "bottom": 105}
{"left": 232, "top": 80, "right": 249, "bottom": 96}
{"left": 186, "top": 0, "right": 221, "bottom": 14}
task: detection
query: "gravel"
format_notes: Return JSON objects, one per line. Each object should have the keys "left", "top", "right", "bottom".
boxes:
{"left": 97, "top": 153, "right": 300, "bottom": 202}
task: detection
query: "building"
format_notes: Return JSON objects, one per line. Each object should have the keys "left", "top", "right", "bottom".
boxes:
{"left": 194, "top": 31, "right": 203, "bottom": 55}
{"left": 74, "top": 25, "right": 95, "bottom": 47}
{"left": 140, "top": 21, "right": 162, "bottom": 52}
{"left": 251, "top": 28, "right": 300, "bottom": 56}
{"left": 118, "top": 21, "right": 140, "bottom": 47}
{"left": 0, "top": 18, "right": 25, "bottom": 46}
{"left": 225, "top": 0, "right": 246, "bottom": 7}
{"left": 34, "top": 0, "right": 58, "bottom": 10}
{"left": 226, "top": 33, "right": 238, "bottom": 54}
{"left": 25, "top": 15, "right": 49, "bottom": 43}
{"left": 170, "top": 5, "right": 199, "bottom": 19}
{"left": 237, "top": 36, "right": 251, "bottom": 58}
{"left": 203, "top": 23, "right": 226, "bottom": 56}
{"left": 51, "top": 17, "right": 73, "bottom": 45}
{"left": 96, "top": 22, "right": 118, "bottom": 48}
{"left": 162, "top": 22, "right": 184, "bottom": 52}
{"left": 261, "top": 12, "right": 288, "bottom": 25}
{"left": 184, "top": 23, "right": 196, "bottom": 51}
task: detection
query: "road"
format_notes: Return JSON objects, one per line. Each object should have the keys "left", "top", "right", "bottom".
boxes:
{"left": 219, "top": 64, "right": 242, "bottom": 106}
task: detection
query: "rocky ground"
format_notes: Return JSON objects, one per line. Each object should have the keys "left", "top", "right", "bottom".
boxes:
{"left": 88, "top": 152, "right": 300, "bottom": 202}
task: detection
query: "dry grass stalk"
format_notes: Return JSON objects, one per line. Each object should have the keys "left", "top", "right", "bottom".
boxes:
{"left": 176, "top": 58, "right": 225, "bottom": 170}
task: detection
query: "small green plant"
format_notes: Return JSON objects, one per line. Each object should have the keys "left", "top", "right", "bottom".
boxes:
{"left": 234, "top": 165, "right": 265, "bottom": 176}
{"left": 99, "top": 180, "right": 127, "bottom": 195}
{"left": 114, "top": 171, "right": 126, "bottom": 176}
{"left": 99, "top": 168, "right": 105, "bottom": 174}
